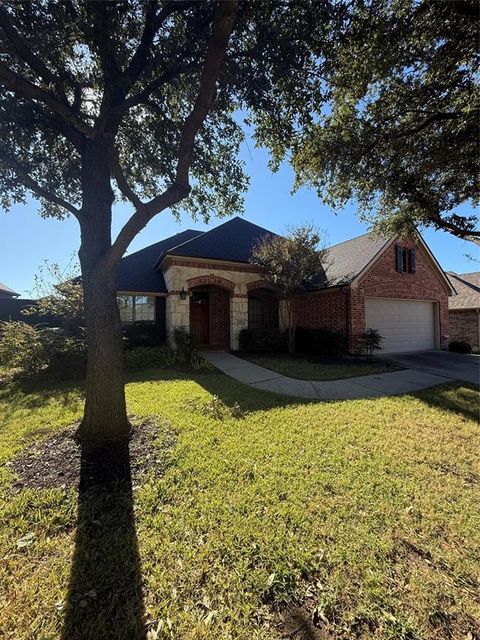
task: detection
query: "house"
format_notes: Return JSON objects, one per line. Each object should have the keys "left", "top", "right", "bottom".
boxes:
{"left": 0, "top": 281, "right": 19, "bottom": 299}
{"left": 0, "top": 282, "right": 51, "bottom": 325}
{"left": 116, "top": 217, "right": 454, "bottom": 353}
{"left": 447, "top": 272, "right": 480, "bottom": 350}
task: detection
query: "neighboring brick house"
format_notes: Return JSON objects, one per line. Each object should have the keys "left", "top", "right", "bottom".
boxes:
{"left": 447, "top": 272, "right": 480, "bottom": 350}
{"left": 116, "top": 217, "right": 454, "bottom": 353}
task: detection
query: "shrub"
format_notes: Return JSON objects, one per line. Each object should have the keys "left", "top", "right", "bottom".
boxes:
{"left": 295, "top": 327, "right": 347, "bottom": 357}
{"left": 123, "top": 323, "right": 165, "bottom": 348}
{"left": 172, "top": 327, "right": 194, "bottom": 363}
{"left": 124, "top": 345, "right": 212, "bottom": 371}
{"left": 0, "top": 321, "right": 47, "bottom": 374}
{"left": 238, "top": 328, "right": 287, "bottom": 353}
{"left": 0, "top": 321, "right": 88, "bottom": 377}
{"left": 359, "top": 328, "right": 383, "bottom": 359}
{"left": 448, "top": 340, "right": 472, "bottom": 354}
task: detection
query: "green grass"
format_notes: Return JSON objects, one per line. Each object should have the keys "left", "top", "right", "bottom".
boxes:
{"left": 0, "top": 369, "right": 479, "bottom": 639}
{"left": 243, "top": 353, "right": 398, "bottom": 380}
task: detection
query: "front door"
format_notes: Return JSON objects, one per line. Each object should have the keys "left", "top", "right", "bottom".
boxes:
{"left": 190, "top": 291, "right": 210, "bottom": 345}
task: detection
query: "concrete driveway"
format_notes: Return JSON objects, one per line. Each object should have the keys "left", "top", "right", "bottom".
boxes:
{"left": 383, "top": 350, "right": 479, "bottom": 385}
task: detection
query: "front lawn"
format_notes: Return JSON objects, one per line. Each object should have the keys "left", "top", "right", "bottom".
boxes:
{"left": 0, "top": 369, "right": 479, "bottom": 639}
{"left": 242, "top": 353, "right": 399, "bottom": 380}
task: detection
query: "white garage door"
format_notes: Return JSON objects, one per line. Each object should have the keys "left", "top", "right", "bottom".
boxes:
{"left": 365, "top": 298, "right": 436, "bottom": 353}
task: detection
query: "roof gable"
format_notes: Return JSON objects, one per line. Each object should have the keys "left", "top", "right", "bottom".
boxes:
{"left": 116, "top": 229, "right": 202, "bottom": 293}
{"left": 161, "top": 217, "right": 276, "bottom": 264}
{"left": 447, "top": 272, "right": 480, "bottom": 309}
{"left": 0, "top": 281, "right": 19, "bottom": 297}
{"left": 320, "top": 233, "right": 390, "bottom": 287}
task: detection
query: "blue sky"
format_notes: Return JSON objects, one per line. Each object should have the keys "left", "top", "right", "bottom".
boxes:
{"left": 0, "top": 138, "right": 477, "bottom": 297}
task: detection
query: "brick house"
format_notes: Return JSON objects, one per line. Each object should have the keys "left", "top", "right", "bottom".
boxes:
{"left": 447, "top": 272, "right": 480, "bottom": 350}
{"left": 116, "top": 217, "right": 454, "bottom": 353}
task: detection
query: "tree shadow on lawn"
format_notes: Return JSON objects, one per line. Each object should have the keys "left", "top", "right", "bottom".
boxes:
{"left": 61, "top": 441, "right": 146, "bottom": 640}
{"left": 412, "top": 382, "right": 479, "bottom": 423}
{"left": 128, "top": 366, "right": 304, "bottom": 413}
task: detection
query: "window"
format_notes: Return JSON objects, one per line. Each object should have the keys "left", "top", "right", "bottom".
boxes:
{"left": 248, "top": 292, "right": 279, "bottom": 333}
{"left": 248, "top": 298, "right": 264, "bottom": 333}
{"left": 395, "top": 245, "right": 416, "bottom": 274}
{"left": 117, "top": 295, "right": 155, "bottom": 324}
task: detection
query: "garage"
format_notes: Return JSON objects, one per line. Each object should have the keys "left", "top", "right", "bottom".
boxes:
{"left": 365, "top": 298, "right": 437, "bottom": 353}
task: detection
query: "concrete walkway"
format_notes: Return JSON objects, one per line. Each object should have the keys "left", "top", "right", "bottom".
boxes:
{"left": 201, "top": 351, "right": 453, "bottom": 400}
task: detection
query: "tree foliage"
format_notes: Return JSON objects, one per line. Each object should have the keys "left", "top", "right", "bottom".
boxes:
{"left": 23, "top": 260, "right": 84, "bottom": 334}
{"left": 251, "top": 224, "right": 326, "bottom": 353}
{"left": 0, "top": 0, "right": 330, "bottom": 439}
{"left": 0, "top": 1, "right": 326, "bottom": 230}
{"left": 260, "top": 0, "right": 480, "bottom": 243}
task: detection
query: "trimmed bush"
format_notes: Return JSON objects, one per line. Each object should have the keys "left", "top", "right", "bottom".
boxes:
{"left": 172, "top": 327, "right": 194, "bottom": 363}
{"left": 123, "top": 323, "right": 165, "bottom": 349}
{"left": 295, "top": 327, "right": 347, "bottom": 357}
{"left": 448, "top": 340, "right": 472, "bottom": 354}
{"left": 239, "top": 329, "right": 287, "bottom": 354}
{"left": 358, "top": 328, "right": 384, "bottom": 360}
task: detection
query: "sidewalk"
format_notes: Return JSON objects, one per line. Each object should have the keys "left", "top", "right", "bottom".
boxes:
{"left": 201, "top": 351, "right": 452, "bottom": 400}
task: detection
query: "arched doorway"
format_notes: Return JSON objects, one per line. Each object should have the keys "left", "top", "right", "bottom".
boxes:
{"left": 189, "top": 285, "right": 231, "bottom": 348}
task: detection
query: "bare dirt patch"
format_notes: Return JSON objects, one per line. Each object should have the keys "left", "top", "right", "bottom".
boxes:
{"left": 8, "top": 416, "right": 176, "bottom": 491}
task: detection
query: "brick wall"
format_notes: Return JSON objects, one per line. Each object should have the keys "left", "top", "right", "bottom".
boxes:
{"left": 209, "top": 287, "right": 230, "bottom": 346}
{"left": 293, "top": 238, "right": 450, "bottom": 352}
{"left": 351, "top": 239, "right": 450, "bottom": 350}
{"left": 294, "top": 289, "right": 347, "bottom": 333}
{"left": 449, "top": 309, "right": 479, "bottom": 348}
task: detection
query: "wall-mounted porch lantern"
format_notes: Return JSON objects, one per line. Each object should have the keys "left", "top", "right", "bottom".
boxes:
{"left": 179, "top": 287, "right": 187, "bottom": 300}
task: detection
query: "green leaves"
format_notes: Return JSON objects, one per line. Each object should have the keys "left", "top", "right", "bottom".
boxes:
{"left": 286, "top": 0, "right": 479, "bottom": 242}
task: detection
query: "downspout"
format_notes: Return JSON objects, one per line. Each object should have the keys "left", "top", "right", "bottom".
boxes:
{"left": 343, "top": 286, "right": 350, "bottom": 352}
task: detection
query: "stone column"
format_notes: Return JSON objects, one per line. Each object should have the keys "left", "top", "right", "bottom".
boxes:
{"left": 230, "top": 295, "right": 248, "bottom": 350}
{"left": 166, "top": 293, "right": 190, "bottom": 347}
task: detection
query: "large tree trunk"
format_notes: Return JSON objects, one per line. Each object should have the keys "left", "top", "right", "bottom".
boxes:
{"left": 77, "top": 265, "right": 130, "bottom": 442}
{"left": 76, "top": 142, "right": 131, "bottom": 443}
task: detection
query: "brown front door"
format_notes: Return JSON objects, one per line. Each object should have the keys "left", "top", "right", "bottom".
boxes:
{"left": 190, "top": 291, "right": 209, "bottom": 345}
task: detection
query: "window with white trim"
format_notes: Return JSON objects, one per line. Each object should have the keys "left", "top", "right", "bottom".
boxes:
{"left": 117, "top": 295, "right": 155, "bottom": 324}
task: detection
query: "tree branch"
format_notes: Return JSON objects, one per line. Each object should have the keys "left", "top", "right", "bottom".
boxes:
{"left": 0, "top": 62, "right": 92, "bottom": 137}
{"left": 0, "top": 6, "right": 69, "bottom": 103}
{"left": 109, "top": 146, "right": 145, "bottom": 211}
{"left": 0, "top": 147, "right": 81, "bottom": 217}
{"left": 123, "top": 1, "right": 197, "bottom": 89}
{"left": 123, "top": 61, "right": 201, "bottom": 110}
{"left": 108, "top": 0, "right": 238, "bottom": 264}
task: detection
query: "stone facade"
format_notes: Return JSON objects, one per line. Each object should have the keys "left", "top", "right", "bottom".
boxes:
{"left": 163, "top": 258, "right": 263, "bottom": 349}
{"left": 449, "top": 309, "right": 480, "bottom": 348}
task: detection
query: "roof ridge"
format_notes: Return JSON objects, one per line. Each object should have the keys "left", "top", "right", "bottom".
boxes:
{"left": 448, "top": 272, "right": 480, "bottom": 293}
{"left": 153, "top": 229, "right": 207, "bottom": 268}
{"left": 325, "top": 231, "right": 376, "bottom": 251}
{"left": 452, "top": 271, "right": 480, "bottom": 277}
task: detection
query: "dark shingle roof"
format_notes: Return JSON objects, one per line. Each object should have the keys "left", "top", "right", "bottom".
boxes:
{"left": 116, "top": 229, "right": 202, "bottom": 293}
{"left": 0, "top": 281, "right": 19, "bottom": 297}
{"left": 162, "top": 217, "right": 276, "bottom": 263}
{"left": 312, "top": 233, "right": 390, "bottom": 288}
{"left": 447, "top": 272, "right": 480, "bottom": 310}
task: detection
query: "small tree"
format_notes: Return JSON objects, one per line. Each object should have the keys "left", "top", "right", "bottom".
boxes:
{"left": 251, "top": 224, "right": 327, "bottom": 354}
{"left": 23, "top": 260, "right": 84, "bottom": 334}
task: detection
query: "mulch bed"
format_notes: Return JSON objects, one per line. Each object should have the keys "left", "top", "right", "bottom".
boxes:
{"left": 8, "top": 416, "right": 177, "bottom": 492}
